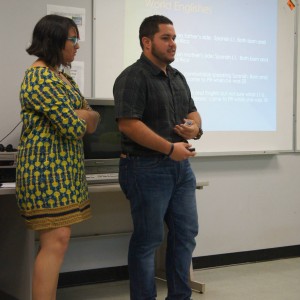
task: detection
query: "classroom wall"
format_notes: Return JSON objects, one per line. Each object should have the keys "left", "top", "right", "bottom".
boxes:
{"left": 0, "top": 0, "right": 92, "bottom": 147}
{"left": 0, "top": 0, "right": 299, "bottom": 273}
{"left": 193, "top": 153, "right": 300, "bottom": 255}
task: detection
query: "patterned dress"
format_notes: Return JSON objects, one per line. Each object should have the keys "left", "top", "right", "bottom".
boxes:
{"left": 16, "top": 67, "right": 91, "bottom": 230}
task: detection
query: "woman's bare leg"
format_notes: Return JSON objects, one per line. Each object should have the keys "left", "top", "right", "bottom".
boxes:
{"left": 32, "top": 226, "right": 71, "bottom": 300}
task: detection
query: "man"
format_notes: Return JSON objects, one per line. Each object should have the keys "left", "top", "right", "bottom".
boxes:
{"left": 113, "top": 15, "right": 203, "bottom": 300}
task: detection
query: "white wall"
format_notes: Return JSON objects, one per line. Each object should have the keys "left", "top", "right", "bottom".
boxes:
{"left": 192, "top": 153, "right": 300, "bottom": 256}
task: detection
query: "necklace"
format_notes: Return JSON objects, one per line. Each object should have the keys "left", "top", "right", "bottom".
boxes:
{"left": 53, "top": 68, "right": 61, "bottom": 77}
{"left": 47, "top": 65, "right": 60, "bottom": 76}
{"left": 46, "top": 64, "right": 72, "bottom": 86}
{"left": 55, "top": 69, "right": 72, "bottom": 86}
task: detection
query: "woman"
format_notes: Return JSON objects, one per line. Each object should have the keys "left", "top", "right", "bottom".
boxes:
{"left": 16, "top": 15, "right": 100, "bottom": 300}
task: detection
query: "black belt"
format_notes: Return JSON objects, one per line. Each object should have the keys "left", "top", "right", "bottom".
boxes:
{"left": 120, "top": 153, "right": 167, "bottom": 158}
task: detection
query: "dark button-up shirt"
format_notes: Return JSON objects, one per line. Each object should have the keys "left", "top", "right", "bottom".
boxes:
{"left": 113, "top": 53, "right": 197, "bottom": 156}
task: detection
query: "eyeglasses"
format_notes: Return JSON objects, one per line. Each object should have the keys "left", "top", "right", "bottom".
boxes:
{"left": 67, "top": 37, "right": 79, "bottom": 46}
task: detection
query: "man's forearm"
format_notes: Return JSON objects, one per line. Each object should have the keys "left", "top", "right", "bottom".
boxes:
{"left": 118, "top": 118, "right": 172, "bottom": 155}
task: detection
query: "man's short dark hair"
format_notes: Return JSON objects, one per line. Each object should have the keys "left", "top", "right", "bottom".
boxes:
{"left": 139, "top": 15, "right": 173, "bottom": 49}
{"left": 26, "top": 14, "right": 79, "bottom": 67}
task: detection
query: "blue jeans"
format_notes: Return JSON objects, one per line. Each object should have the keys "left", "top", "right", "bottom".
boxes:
{"left": 119, "top": 155, "right": 199, "bottom": 300}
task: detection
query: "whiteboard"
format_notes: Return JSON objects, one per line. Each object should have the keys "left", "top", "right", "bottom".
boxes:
{"left": 93, "top": 0, "right": 296, "bottom": 154}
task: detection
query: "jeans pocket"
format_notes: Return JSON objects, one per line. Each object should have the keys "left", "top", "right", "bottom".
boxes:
{"left": 133, "top": 156, "right": 165, "bottom": 170}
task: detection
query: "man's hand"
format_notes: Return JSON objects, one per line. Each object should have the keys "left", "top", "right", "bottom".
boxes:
{"left": 169, "top": 142, "right": 196, "bottom": 161}
{"left": 173, "top": 119, "right": 199, "bottom": 140}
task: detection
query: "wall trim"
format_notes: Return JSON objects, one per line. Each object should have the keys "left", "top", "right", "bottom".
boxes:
{"left": 58, "top": 244, "right": 300, "bottom": 288}
{"left": 192, "top": 244, "right": 300, "bottom": 269}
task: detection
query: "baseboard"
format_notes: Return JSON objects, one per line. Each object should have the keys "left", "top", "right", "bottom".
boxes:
{"left": 192, "top": 244, "right": 300, "bottom": 269}
{"left": 58, "top": 244, "right": 300, "bottom": 288}
{"left": 58, "top": 265, "right": 129, "bottom": 288}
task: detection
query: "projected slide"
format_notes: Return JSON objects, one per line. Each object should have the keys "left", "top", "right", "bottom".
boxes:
{"left": 94, "top": 0, "right": 294, "bottom": 153}
{"left": 124, "top": 0, "right": 277, "bottom": 132}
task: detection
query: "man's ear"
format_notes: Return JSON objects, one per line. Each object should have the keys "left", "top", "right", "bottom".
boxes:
{"left": 142, "top": 37, "right": 151, "bottom": 50}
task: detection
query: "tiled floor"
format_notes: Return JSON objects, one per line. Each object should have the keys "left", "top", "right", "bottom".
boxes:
{"left": 57, "top": 257, "right": 300, "bottom": 300}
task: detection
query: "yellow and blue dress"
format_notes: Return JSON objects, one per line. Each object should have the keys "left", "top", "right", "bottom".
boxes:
{"left": 16, "top": 67, "right": 91, "bottom": 230}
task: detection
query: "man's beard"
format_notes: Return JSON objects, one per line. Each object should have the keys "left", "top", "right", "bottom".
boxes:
{"left": 151, "top": 44, "right": 175, "bottom": 65}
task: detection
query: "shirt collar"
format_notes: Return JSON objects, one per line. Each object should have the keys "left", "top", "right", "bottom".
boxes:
{"left": 139, "top": 53, "right": 178, "bottom": 77}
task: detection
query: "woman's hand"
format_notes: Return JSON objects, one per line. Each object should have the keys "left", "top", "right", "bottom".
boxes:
{"left": 75, "top": 109, "right": 100, "bottom": 134}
